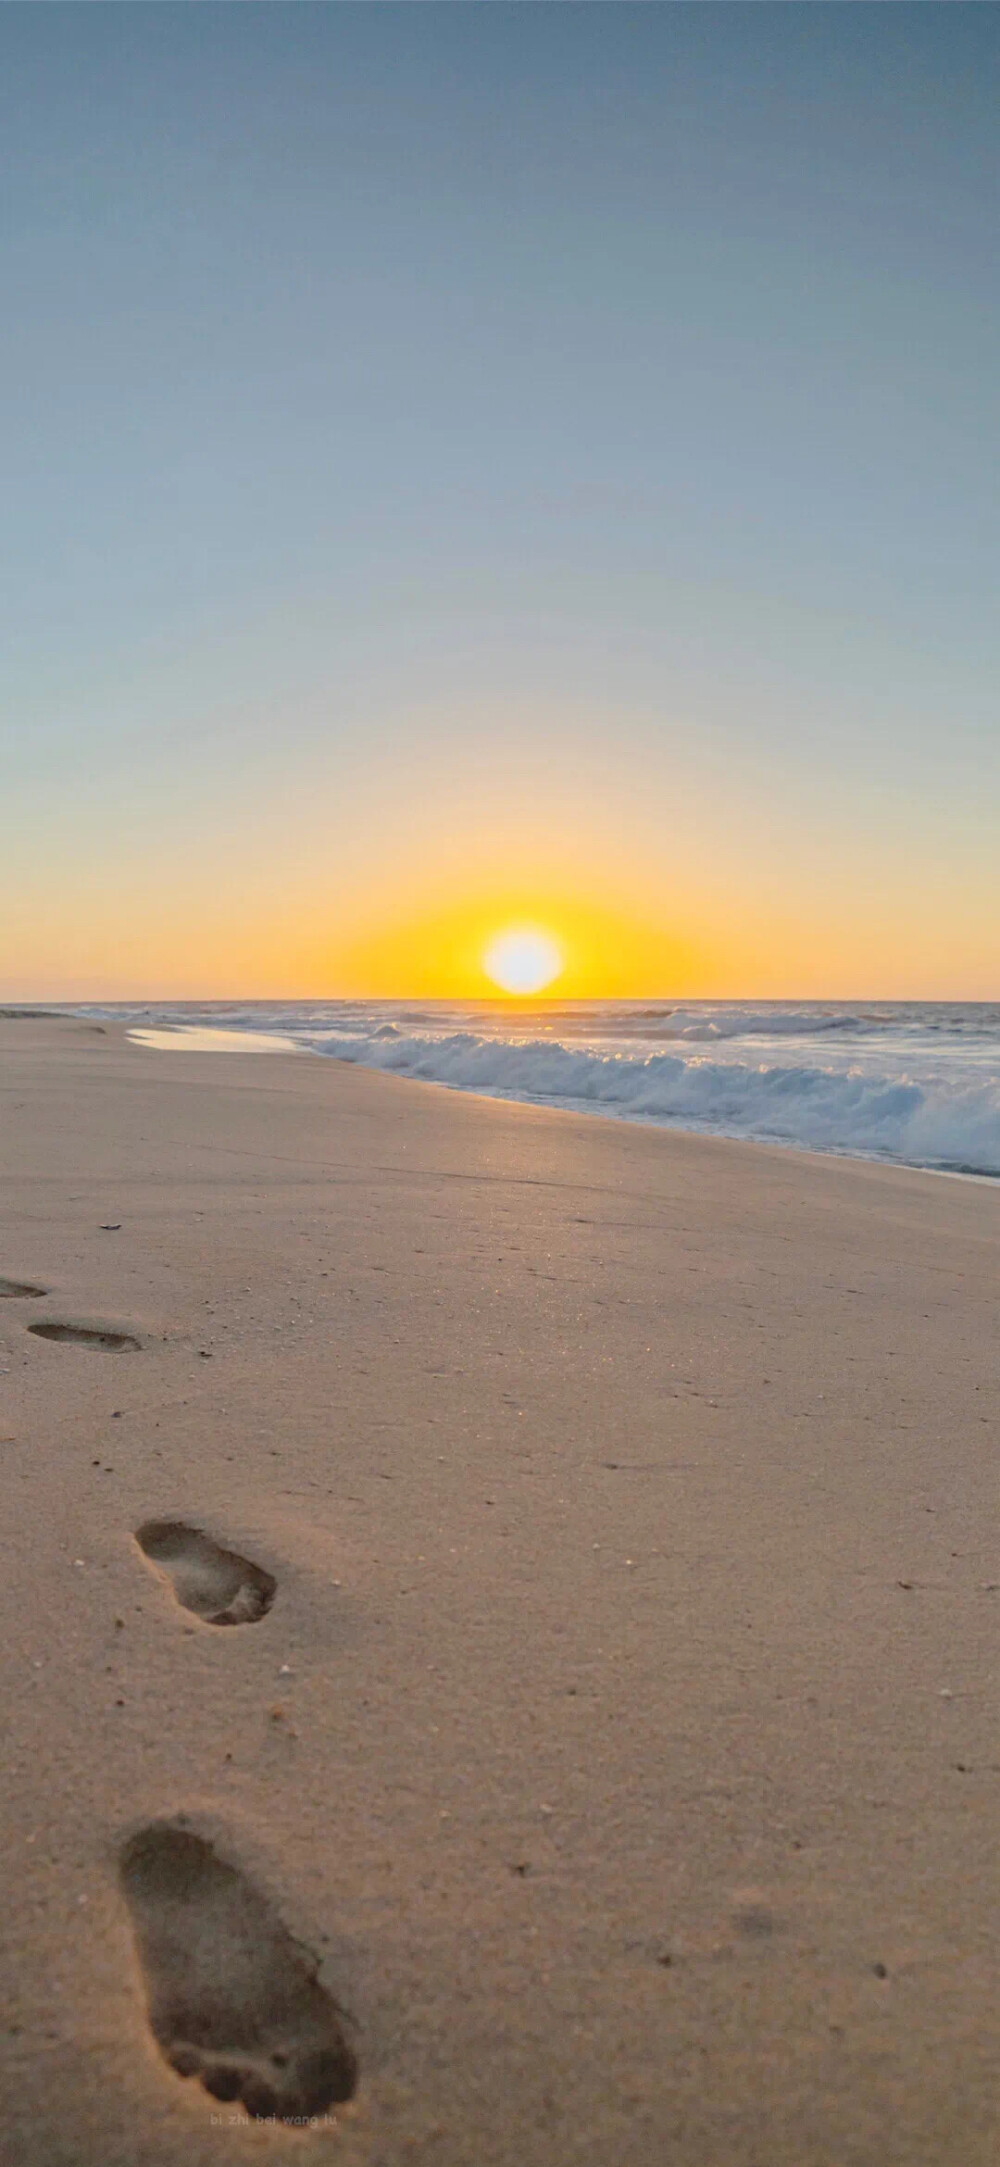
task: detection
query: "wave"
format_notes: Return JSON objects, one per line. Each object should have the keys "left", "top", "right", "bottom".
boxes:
{"left": 297, "top": 1026, "right": 1000, "bottom": 1175}
{"left": 73, "top": 998, "right": 1000, "bottom": 1174}
{"left": 645, "top": 1006, "right": 873, "bottom": 1042}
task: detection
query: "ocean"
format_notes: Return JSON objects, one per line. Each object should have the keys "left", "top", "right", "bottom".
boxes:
{"left": 72, "top": 999, "right": 1000, "bottom": 1180}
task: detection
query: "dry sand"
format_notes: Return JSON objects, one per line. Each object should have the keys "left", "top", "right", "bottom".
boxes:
{"left": 1, "top": 1013, "right": 998, "bottom": 2165}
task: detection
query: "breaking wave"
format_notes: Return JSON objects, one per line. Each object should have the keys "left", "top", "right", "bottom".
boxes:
{"left": 296, "top": 1025, "right": 1000, "bottom": 1175}
{"left": 74, "top": 998, "right": 1000, "bottom": 1176}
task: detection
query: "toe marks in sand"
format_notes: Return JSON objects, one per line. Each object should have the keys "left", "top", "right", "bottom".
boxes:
{"left": 0, "top": 1276, "right": 47, "bottom": 1298}
{"left": 29, "top": 1320, "right": 141, "bottom": 1351}
{"left": 136, "top": 1521, "right": 276, "bottom": 1626}
{"left": 120, "top": 1824, "right": 357, "bottom": 2122}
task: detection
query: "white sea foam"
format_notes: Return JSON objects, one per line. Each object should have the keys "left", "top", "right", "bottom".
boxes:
{"left": 77, "top": 999, "right": 1000, "bottom": 1177}
{"left": 293, "top": 1026, "right": 1000, "bottom": 1174}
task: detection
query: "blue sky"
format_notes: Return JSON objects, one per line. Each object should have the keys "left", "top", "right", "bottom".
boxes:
{"left": 2, "top": 4, "right": 998, "bottom": 996}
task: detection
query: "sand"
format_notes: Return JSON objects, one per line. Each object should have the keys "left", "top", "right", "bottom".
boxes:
{"left": 1, "top": 1013, "right": 997, "bottom": 2165}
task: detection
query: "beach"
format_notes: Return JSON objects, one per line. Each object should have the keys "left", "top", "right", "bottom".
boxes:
{"left": 2, "top": 1011, "right": 998, "bottom": 2164}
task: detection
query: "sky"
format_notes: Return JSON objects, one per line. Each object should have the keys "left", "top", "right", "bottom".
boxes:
{"left": 2, "top": 3, "right": 998, "bottom": 1001}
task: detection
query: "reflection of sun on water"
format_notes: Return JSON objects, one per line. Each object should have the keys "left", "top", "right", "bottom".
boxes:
{"left": 483, "top": 928, "right": 563, "bottom": 996}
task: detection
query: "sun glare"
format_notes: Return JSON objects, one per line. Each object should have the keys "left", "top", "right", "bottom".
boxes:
{"left": 483, "top": 927, "right": 563, "bottom": 996}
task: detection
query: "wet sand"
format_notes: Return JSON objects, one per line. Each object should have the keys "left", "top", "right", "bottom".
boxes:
{"left": 1, "top": 1013, "right": 998, "bottom": 2165}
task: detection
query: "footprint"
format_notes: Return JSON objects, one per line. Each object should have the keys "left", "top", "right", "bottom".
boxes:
{"left": 135, "top": 1521, "right": 276, "bottom": 1626}
{"left": 0, "top": 1277, "right": 47, "bottom": 1298}
{"left": 28, "top": 1321, "right": 141, "bottom": 1351}
{"left": 119, "top": 1823, "right": 357, "bottom": 2122}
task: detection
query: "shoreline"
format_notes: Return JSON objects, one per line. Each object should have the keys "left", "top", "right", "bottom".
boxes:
{"left": 93, "top": 1013, "right": 1000, "bottom": 1188}
{"left": 2, "top": 1015, "right": 999, "bottom": 2164}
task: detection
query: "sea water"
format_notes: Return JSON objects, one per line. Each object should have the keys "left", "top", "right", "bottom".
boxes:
{"left": 74, "top": 999, "right": 1000, "bottom": 1179}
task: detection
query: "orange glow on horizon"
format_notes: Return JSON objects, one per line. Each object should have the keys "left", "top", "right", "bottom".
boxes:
{"left": 323, "top": 890, "right": 710, "bottom": 1001}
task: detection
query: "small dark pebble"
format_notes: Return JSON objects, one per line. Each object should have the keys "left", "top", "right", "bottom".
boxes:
{"left": 115, "top": 1697, "right": 125, "bottom": 1707}
{"left": 511, "top": 1862, "right": 531, "bottom": 1877}
{"left": 111, "top": 1411, "right": 122, "bottom": 1419}
{"left": 734, "top": 1905, "right": 774, "bottom": 1940}
{"left": 99, "top": 1224, "right": 122, "bottom": 1232}
{"left": 872, "top": 1962, "right": 888, "bottom": 1978}
{"left": 656, "top": 1953, "right": 673, "bottom": 1968}
{"left": 897, "top": 1580, "right": 914, "bottom": 1590}
{"left": 114, "top": 1618, "right": 124, "bottom": 1630}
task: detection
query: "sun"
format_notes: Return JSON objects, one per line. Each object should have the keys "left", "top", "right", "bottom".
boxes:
{"left": 483, "top": 926, "right": 563, "bottom": 996}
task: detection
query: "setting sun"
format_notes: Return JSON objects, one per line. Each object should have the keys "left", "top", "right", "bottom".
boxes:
{"left": 482, "top": 927, "right": 563, "bottom": 996}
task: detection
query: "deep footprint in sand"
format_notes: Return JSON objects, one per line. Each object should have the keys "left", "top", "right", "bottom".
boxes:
{"left": 136, "top": 1520, "right": 276, "bottom": 1626}
{"left": 0, "top": 1276, "right": 47, "bottom": 1298}
{"left": 28, "top": 1320, "right": 141, "bottom": 1351}
{"left": 119, "top": 1823, "right": 358, "bottom": 2121}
